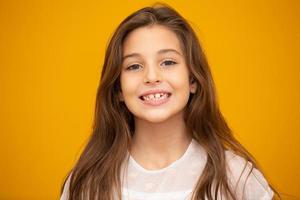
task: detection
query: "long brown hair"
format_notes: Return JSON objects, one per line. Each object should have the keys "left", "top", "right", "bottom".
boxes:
{"left": 61, "top": 3, "right": 280, "bottom": 200}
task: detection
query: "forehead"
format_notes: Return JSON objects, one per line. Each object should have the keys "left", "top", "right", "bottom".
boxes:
{"left": 122, "top": 25, "right": 183, "bottom": 56}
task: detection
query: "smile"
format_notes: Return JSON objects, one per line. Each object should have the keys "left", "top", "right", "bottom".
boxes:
{"left": 139, "top": 93, "right": 171, "bottom": 106}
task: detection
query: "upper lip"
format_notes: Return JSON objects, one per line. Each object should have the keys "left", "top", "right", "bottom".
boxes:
{"left": 139, "top": 89, "right": 171, "bottom": 98}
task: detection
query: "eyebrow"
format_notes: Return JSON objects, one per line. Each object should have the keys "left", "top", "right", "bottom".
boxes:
{"left": 122, "top": 48, "right": 182, "bottom": 61}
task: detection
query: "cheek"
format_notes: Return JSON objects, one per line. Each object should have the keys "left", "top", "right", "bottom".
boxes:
{"left": 120, "top": 75, "right": 140, "bottom": 96}
{"left": 168, "top": 69, "right": 190, "bottom": 90}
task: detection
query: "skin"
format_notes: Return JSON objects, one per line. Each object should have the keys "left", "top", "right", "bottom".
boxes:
{"left": 120, "top": 24, "right": 197, "bottom": 170}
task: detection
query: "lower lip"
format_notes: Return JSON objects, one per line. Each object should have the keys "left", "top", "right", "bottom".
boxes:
{"left": 140, "top": 94, "right": 171, "bottom": 106}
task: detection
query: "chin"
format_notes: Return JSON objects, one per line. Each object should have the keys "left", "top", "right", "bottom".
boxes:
{"left": 145, "top": 118, "right": 169, "bottom": 123}
{"left": 138, "top": 114, "right": 173, "bottom": 123}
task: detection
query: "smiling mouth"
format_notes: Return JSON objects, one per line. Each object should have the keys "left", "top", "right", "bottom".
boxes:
{"left": 139, "top": 93, "right": 172, "bottom": 101}
{"left": 138, "top": 93, "right": 172, "bottom": 106}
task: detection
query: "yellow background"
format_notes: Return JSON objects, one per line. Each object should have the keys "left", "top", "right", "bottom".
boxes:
{"left": 1, "top": 0, "right": 299, "bottom": 199}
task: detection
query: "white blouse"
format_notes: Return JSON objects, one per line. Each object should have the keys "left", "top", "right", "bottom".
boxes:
{"left": 61, "top": 139, "right": 274, "bottom": 200}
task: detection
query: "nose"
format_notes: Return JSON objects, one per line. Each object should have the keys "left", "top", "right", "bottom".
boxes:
{"left": 143, "top": 64, "right": 162, "bottom": 84}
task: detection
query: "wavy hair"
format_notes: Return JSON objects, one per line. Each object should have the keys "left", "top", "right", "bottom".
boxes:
{"left": 61, "top": 3, "right": 280, "bottom": 200}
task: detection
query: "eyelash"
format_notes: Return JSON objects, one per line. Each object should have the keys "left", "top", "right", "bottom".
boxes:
{"left": 126, "top": 60, "right": 177, "bottom": 71}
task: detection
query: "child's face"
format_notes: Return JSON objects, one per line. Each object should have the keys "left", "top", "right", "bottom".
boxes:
{"left": 119, "top": 24, "right": 197, "bottom": 123}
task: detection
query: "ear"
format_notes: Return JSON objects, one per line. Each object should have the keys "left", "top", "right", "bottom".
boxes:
{"left": 189, "top": 77, "right": 197, "bottom": 94}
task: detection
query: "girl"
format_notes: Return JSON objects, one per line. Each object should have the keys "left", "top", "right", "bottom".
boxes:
{"left": 60, "top": 4, "right": 280, "bottom": 200}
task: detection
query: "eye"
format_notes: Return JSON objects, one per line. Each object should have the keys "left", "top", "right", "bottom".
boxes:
{"left": 161, "top": 60, "right": 177, "bottom": 66}
{"left": 126, "top": 64, "right": 142, "bottom": 71}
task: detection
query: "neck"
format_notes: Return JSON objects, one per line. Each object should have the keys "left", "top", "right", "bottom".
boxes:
{"left": 129, "top": 112, "right": 193, "bottom": 170}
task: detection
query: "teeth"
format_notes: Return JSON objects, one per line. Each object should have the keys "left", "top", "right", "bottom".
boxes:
{"left": 142, "top": 93, "right": 169, "bottom": 101}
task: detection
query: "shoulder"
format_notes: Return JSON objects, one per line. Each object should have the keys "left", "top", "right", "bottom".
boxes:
{"left": 224, "top": 150, "right": 274, "bottom": 200}
{"left": 60, "top": 174, "right": 71, "bottom": 200}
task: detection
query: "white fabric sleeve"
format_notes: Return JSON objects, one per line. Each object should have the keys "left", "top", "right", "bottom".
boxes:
{"left": 225, "top": 150, "right": 274, "bottom": 200}
{"left": 60, "top": 175, "right": 71, "bottom": 200}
